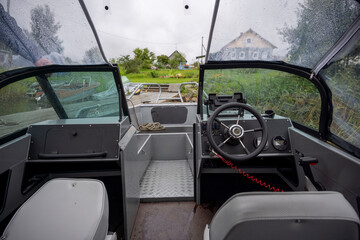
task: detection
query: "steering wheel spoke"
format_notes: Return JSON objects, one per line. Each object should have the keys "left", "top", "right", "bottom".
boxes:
{"left": 214, "top": 118, "right": 230, "bottom": 129}
{"left": 218, "top": 136, "right": 231, "bottom": 148}
{"left": 244, "top": 127, "right": 263, "bottom": 133}
{"left": 239, "top": 139, "right": 250, "bottom": 154}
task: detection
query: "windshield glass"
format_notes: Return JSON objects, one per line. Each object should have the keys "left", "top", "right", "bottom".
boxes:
{"left": 0, "top": 0, "right": 105, "bottom": 72}
{"left": 203, "top": 68, "right": 321, "bottom": 130}
{"left": 208, "top": 0, "right": 360, "bottom": 68}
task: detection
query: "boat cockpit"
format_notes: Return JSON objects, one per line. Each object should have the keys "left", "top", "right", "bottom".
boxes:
{"left": 0, "top": 0, "right": 360, "bottom": 239}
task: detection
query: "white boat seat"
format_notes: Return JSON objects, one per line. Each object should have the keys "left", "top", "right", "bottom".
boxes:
{"left": 204, "top": 191, "right": 360, "bottom": 240}
{"left": 1, "top": 178, "right": 116, "bottom": 240}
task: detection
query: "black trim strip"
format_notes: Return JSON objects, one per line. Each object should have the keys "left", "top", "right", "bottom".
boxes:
{"left": 38, "top": 151, "right": 108, "bottom": 159}
{"left": 0, "top": 128, "right": 28, "bottom": 146}
{"left": 328, "top": 133, "right": 360, "bottom": 159}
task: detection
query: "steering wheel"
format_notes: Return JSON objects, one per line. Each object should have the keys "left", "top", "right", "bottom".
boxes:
{"left": 207, "top": 102, "right": 268, "bottom": 161}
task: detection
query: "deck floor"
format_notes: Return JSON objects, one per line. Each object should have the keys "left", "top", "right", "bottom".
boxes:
{"left": 130, "top": 202, "right": 219, "bottom": 240}
{"left": 140, "top": 160, "right": 194, "bottom": 201}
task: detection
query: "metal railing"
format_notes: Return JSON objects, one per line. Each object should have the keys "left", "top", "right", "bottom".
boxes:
{"left": 127, "top": 82, "right": 200, "bottom": 103}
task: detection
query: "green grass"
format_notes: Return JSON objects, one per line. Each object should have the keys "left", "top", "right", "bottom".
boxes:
{"left": 203, "top": 69, "right": 322, "bottom": 130}
{"left": 121, "top": 68, "right": 199, "bottom": 84}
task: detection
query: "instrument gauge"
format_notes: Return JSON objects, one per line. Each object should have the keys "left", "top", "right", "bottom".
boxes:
{"left": 272, "top": 136, "right": 288, "bottom": 151}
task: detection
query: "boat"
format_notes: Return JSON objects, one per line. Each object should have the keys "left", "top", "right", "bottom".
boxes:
{"left": 0, "top": 0, "right": 359, "bottom": 239}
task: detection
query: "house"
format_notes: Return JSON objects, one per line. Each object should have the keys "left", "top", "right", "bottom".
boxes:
{"left": 169, "top": 50, "right": 187, "bottom": 62}
{"left": 169, "top": 50, "right": 189, "bottom": 69}
{"left": 210, "top": 28, "right": 276, "bottom": 61}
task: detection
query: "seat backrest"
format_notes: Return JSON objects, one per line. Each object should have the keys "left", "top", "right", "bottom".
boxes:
{"left": 209, "top": 191, "right": 360, "bottom": 240}
{"left": 1, "top": 178, "right": 109, "bottom": 240}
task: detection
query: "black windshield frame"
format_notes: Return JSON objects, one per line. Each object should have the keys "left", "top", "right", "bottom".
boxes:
{"left": 197, "top": 61, "right": 330, "bottom": 140}
{"left": 0, "top": 64, "right": 130, "bottom": 121}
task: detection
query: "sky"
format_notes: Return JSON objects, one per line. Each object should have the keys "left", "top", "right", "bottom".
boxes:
{"left": 1, "top": 0, "right": 303, "bottom": 64}
{"left": 85, "top": 0, "right": 302, "bottom": 63}
{"left": 85, "top": 0, "right": 216, "bottom": 63}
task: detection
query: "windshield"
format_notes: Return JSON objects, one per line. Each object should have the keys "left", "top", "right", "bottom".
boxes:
{"left": 0, "top": 0, "right": 106, "bottom": 72}
{"left": 203, "top": 68, "right": 321, "bottom": 130}
{"left": 208, "top": 0, "right": 360, "bottom": 68}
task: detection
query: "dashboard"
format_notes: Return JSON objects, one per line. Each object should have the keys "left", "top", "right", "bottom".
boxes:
{"left": 201, "top": 116, "right": 293, "bottom": 158}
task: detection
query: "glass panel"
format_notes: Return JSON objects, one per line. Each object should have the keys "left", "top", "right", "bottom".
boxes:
{"left": 0, "top": 77, "right": 58, "bottom": 138}
{"left": 44, "top": 71, "right": 120, "bottom": 118}
{"left": 319, "top": 34, "right": 360, "bottom": 148}
{"left": 0, "top": 0, "right": 105, "bottom": 73}
{"left": 208, "top": 0, "right": 359, "bottom": 68}
{"left": 203, "top": 68, "right": 321, "bottom": 130}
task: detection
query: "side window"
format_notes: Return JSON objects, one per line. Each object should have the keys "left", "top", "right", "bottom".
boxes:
{"left": 46, "top": 72, "right": 120, "bottom": 118}
{"left": 0, "top": 78, "right": 58, "bottom": 138}
{"left": 320, "top": 38, "right": 360, "bottom": 148}
{"left": 203, "top": 69, "right": 322, "bottom": 130}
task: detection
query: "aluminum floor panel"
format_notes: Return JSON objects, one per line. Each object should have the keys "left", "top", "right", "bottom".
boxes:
{"left": 140, "top": 160, "right": 194, "bottom": 200}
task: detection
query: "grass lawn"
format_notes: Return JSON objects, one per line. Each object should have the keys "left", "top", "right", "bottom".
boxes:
{"left": 121, "top": 68, "right": 199, "bottom": 84}
{"left": 129, "top": 77, "right": 198, "bottom": 83}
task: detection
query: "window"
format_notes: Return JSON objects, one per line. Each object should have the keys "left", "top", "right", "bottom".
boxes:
{"left": 247, "top": 38, "right": 251, "bottom": 43}
{"left": 0, "top": 77, "right": 58, "bottom": 138}
{"left": 252, "top": 52, "right": 258, "bottom": 59}
{"left": 0, "top": 71, "right": 121, "bottom": 138}
{"left": 203, "top": 68, "right": 321, "bottom": 130}
{"left": 319, "top": 35, "right": 360, "bottom": 148}
{"left": 239, "top": 51, "right": 245, "bottom": 59}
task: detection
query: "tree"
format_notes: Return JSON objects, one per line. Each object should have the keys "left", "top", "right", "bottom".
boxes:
{"left": 170, "top": 52, "right": 186, "bottom": 68}
{"left": 30, "top": 5, "right": 63, "bottom": 54}
{"left": 117, "top": 55, "right": 130, "bottom": 66}
{"left": 133, "top": 48, "right": 156, "bottom": 69}
{"left": 156, "top": 55, "right": 170, "bottom": 68}
{"left": 83, "top": 47, "right": 103, "bottom": 64}
{"left": 280, "top": 0, "right": 359, "bottom": 67}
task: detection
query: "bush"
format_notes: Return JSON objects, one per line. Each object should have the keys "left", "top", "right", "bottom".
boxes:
{"left": 148, "top": 71, "right": 159, "bottom": 78}
{"left": 124, "top": 59, "right": 140, "bottom": 74}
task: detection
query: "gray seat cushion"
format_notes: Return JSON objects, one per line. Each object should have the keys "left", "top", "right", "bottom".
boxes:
{"left": 1, "top": 178, "right": 109, "bottom": 240}
{"left": 208, "top": 191, "right": 360, "bottom": 240}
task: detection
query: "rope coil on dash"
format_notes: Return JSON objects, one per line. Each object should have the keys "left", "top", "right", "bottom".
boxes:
{"left": 127, "top": 99, "right": 166, "bottom": 132}
{"left": 211, "top": 149, "right": 284, "bottom": 192}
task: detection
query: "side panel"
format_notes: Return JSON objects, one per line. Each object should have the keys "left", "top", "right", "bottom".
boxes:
{"left": 0, "top": 135, "right": 31, "bottom": 223}
{"left": 289, "top": 128, "right": 360, "bottom": 212}
{"left": 119, "top": 126, "right": 140, "bottom": 240}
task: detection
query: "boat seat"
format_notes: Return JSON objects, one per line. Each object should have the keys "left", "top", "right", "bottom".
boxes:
{"left": 204, "top": 191, "right": 360, "bottom": 240}
{"left": 1, "top": 178, "right": 117, "bottom": 240}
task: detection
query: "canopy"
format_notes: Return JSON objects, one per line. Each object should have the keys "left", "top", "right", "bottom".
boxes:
{"left": 0, "top": 0, "right": 106, "bottom": 71}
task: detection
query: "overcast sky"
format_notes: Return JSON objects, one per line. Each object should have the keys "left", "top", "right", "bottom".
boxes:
{"left": 1, "top": 0, "right": 302, "bottom": 63}
{"left": 85, "top": 0, "right": 302, "bottom": 62}
{"left": 85, "top": 0, "right": 216, "bottom": 63}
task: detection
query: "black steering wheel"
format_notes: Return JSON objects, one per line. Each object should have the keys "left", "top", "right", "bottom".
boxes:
{"left": 207, "top": 102, "right": 268, "bottom": 161}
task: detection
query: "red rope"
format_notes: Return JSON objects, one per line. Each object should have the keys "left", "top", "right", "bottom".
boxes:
{"left": 212, "top": 151, "right": 284, "bottom": 192}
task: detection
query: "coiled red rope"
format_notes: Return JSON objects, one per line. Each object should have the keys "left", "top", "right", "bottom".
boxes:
{"left": 212, "top": 150, "right": 284, "bottom": 192}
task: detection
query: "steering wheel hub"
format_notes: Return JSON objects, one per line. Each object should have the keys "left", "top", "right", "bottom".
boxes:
{"left": 229, "top": 124, "right": 244, "bottom": 139}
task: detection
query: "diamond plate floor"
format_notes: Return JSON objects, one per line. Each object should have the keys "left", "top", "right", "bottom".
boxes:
{"left": 140, "top": 160, "right": 194, "bottom": 200}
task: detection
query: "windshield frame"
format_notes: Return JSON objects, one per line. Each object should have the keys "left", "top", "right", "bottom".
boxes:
{"left": 0, "top": 64, "right": 130, "bottom": 121}
{"left": 198, "top": 61, "right": 330, "bottom": 139}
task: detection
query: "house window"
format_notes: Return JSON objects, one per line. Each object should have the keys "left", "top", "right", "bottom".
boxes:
{"left": 239, "top": 52, "right": 245, "bottom": 59}
{"left": 252, "top": 52, "right": 258, "bottom": 59}
{"left": 247, "top": 38, "right": 251, "bottom": 43}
